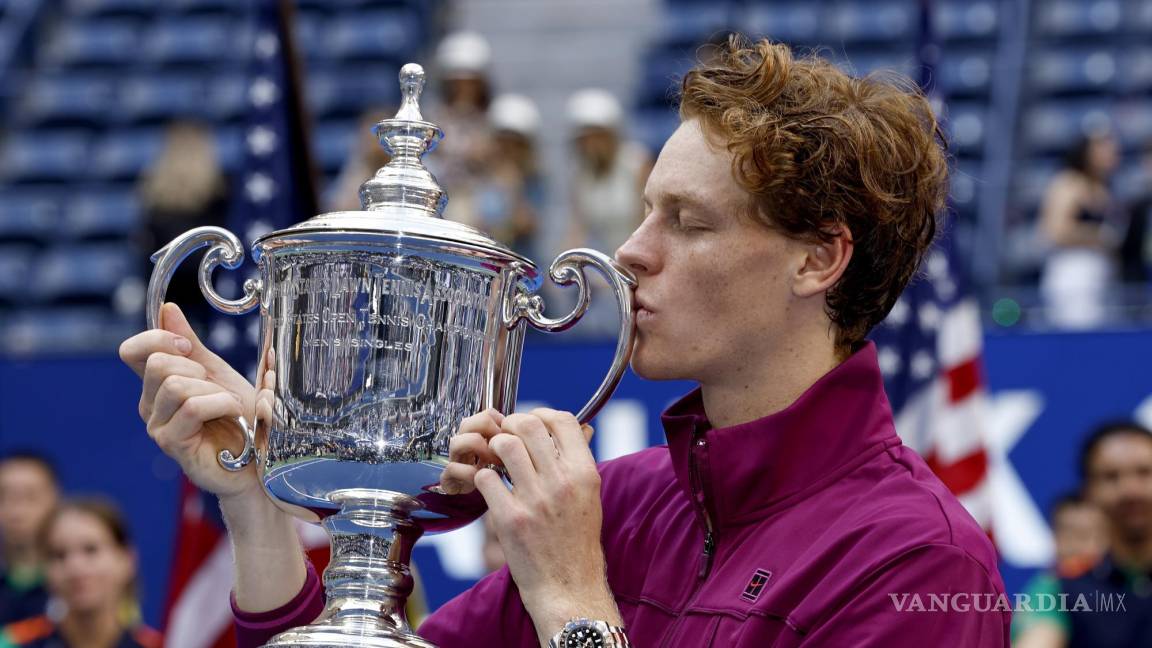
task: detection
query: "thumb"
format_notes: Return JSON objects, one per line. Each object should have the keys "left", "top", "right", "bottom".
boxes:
{"left": 159, "top": 303, "right": 225, "bottom": 367}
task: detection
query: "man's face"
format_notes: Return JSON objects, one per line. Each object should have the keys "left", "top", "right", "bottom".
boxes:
{"left": 1085, "top": 433, "right": 1152, "bottom": 543}
{"left": 0, "top": 460, "right": 59, "bottom": 550}
{"left": 615, "top": 120, "right": 806, "bottom": 384}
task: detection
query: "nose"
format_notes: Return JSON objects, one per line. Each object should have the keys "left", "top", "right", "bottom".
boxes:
{"left": 615, "top": 216, "right": 659, "bottom": 276}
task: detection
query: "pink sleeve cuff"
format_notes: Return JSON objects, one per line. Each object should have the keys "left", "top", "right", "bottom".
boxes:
{"left": 232, "top": 561, "right": 325, "bottom": 648}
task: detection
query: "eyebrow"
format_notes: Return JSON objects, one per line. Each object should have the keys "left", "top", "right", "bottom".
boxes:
{"left": 644, "top": 188, "right": 712, "bottom": 210}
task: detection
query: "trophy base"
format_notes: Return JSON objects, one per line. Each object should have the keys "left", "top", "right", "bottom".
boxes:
{"left": 262, "top": 623, "right": 435, "bottom": 648}
{"left": 260, "top": 489, "right": 438, "bottom": 648}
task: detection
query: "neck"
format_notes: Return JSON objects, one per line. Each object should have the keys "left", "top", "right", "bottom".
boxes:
{"left": 1111, "top": 529, "right": 1152, "bottom": 571}
{"left": 2, "top": 542, "right": 40, "bottom": 573}
{"left": 700, "top": 325, "right": 843, "bottom": 429}
{"left": 60, "top": 605, "right": 123, "bottom": 648}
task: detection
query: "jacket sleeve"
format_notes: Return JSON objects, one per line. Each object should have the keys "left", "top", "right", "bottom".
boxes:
{"left": 796, "top": 544, "right": 1012, "bottom": 647}
{"left": 232, "top": 562, "right": 326, "bottom": 648}
{"left": 416, "top": 566, "right": 539, "bottom": 648}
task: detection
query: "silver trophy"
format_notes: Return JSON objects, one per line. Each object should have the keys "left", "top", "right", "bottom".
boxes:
{"left": 146, "top": 64, "right": 635, "bottom": 648}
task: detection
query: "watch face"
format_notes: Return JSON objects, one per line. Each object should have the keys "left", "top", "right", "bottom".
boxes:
{"left": 562, "top": 624, "right": 607, "bottom": 648}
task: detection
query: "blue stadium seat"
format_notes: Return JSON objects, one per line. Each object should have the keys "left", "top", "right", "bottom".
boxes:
{"left": 166, "top": 0, "right": 243, "bottom": 15}
{"left": 1118, "top": 47, "right": 1152, "bottom": 93}
{"left": 0, "top": 245, "right": 37, "bottom": 305}
{"left": 658, "top": 2, "right": 732, "bottom": 47}
{"left": 1113, "top": 100, "right": 1152, "bottom": 150}
{"left": 936, "top": 1, "right": 999, "bottom": 42}
{"left": 743, "top": 3, "right": 822, "bottom": 44}
{"left": 313, "top": 120, "right": 358, "bottom": 175}
{"left": 937, "top": 50, "right": 993, "bottom": 97}
{"left": 950, "top": 160, "right": 985, "bottom": 213}
{"left": 1132, "top": 0, "right": 1152, "bottom": 32}
{"left": 0, "top": 190, "right": 61, "bottom": 243}
{"left": 144, "top": 17, "right": 234, "bottom": 65}
{"left": 1033, "top": 0, "right": 1122, "bottom": 39}
{"left": 1022, "top": 99, "right": 1113, "bottom": 153}
{"left": 64, "top": 188, "right": 139, "bottom": 240}
{"left": 945, "top": 103, "right": 987, "bottom": 155}
{"left": 0, "top": 307, "right": 128, "bottom": 354}
{"left": 205, "top": 72, "right": 247, "bottom": 121}
{"left": 834, "top": 51, "right": 918, "bottom": 79}
{"left": 213, "top": 125, "right": 243, "bottom": 172}
{"left": 31, "top": 242, "right": 134, "bottom": 303}
{"left": 1116, "top": 162, "right": 1145, "bottom": 201}
{"left": 293, "top": 10, "right": 327, "bottom": 61}
{"left": 90, "top": 128, "right": 164, "bottom": 181}
{"left": 825, "top": 2, "right": 915, "bottom": 44}
{"left": 67, "top": 0, "right": 155, "bottom": 19}
{"left": 0, "top": 130, "right": 91, "bottom": 182}
{"left": 326, "top": 9, "right": 422, "bottom": 62}
{"left": 637, "top": 51, "right": 695, "bottom": 108}
{"left": 1029, "top": 47, "right": 1117, "bottom": 94}
{"left": 632, "top": 107, "right": 680, "bottom": 158}
{"left": 121, "top": 74, "right": 207, "bottom": 123}
{"left": 45, "top": 20, "right": 141, "bottom": 68}
{"left": 1012, "top": 158, "right": 1061, "bottom": 212}
{"left": 17, "top": 73, "right": 116, "bottom": 126}
{"left": 307, "top": 65, "right": 401, "bottom": 120}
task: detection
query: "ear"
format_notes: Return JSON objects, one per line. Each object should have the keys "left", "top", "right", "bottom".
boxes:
{"left": 792, "top": 225, "right": 854, "bottom": 299}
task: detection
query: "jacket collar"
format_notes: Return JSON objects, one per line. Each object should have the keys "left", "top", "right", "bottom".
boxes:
{"left": 661, "top": 342, "right": 901, "bottom": 527}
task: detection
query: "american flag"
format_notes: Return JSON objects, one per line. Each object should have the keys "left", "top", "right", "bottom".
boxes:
{"left": 163, "top": 2, "right": 328, "bottom": 648}
{"left": 869, "top": 0, "right": 993, "bottom": 531}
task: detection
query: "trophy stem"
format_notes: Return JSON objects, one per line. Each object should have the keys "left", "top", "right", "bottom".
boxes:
{"left": 262, "top": 489, "right": 437, "bottom": 648}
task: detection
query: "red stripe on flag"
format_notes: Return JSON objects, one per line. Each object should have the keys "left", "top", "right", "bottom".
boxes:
{"left": 945, "top": 357, "right": 982, "bottom": 403}
{"left": 164, "top": 479, "right": 224, "bottom": 631}
{"left": 925, "top": 449, "right": 988, "bottom": 496}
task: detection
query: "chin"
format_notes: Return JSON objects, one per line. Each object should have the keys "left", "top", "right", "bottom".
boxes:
{"left": 629, "top": 344, "right": 686, "bottom": 382}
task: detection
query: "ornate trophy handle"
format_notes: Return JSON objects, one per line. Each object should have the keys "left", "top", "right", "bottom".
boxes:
{"left": 504, "top": 248, "right": 636, "bottom": 424}
{"left": 146, "top": 225, "right": 261, "bottom": 473}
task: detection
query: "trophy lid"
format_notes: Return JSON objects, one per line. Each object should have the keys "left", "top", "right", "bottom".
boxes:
{"left": 256, "top": 64, "right": 531, "bottom": 267}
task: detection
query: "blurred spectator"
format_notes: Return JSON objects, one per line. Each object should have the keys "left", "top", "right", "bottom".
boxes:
{"left": 324, "top": 108, "right": 393, "bottom": 212}
{"left": 1015, "top": 421, "right": 1152, "bottom": 647}
{"left": 429, "top": 31, "right": 494, "bottom": 225}
{"left": 564, "top": 88, "right": 652, "bottom": 254}
{"left": 0, "top": 453, "right": 59, "bottom": 626}
{"left": 0, "top": 498, "right": 160, "bottom": 648}
{"left": 463, "top": 93, "right": 543, "bottom": 259}
{"left": 136, "top": 122, "right": 230, "bottom": 333}
{"left": 1013, "top": 494, "right": 1108, "bottom": 647}
{"left": 1038, "top": 132, "right": 1125, "bottom": 329}
{"left": 1121, "top": 139, "right": 1152, "bottom": 286}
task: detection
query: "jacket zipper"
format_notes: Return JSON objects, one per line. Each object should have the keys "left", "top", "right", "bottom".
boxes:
{"left": 689, "top": 425, "right": 716, "bottom": 579}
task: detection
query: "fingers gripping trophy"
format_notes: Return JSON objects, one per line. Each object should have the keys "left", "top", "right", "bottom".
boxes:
{"left": 145, "top": 64, "right": 636, "bottom": 648}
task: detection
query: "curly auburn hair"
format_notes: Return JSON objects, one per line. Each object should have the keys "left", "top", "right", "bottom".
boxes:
{"left": 679, "top": 38, "right": 948, "bottom": 355}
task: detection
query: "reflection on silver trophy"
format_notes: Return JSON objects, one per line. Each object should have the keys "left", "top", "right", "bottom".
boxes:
{"left": 144, "top": 64, "right": 636, "bottom": 648}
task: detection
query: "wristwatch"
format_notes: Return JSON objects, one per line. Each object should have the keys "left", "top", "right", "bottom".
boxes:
{"left": 548, "top": 618, "right": 631, "bottom": 648}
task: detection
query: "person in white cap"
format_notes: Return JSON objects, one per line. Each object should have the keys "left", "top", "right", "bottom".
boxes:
{"left": 431, "top": 31, "right": 496, "bottom": 226}
{"left": 471, "top": 93, "right": 544, "bottom": 259}
{"left": 565, "top": 88, "right": 653, "bottom": 254}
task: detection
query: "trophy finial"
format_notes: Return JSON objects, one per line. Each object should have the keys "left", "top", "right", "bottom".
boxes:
{"left": 396, "top": 63, "right": 426, "bottom": 122}
{"left": 358, "top": 63, "right": 447, "bottom": 217}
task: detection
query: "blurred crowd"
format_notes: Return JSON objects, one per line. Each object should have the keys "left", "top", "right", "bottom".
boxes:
{"left": 136, "top": 30, "right": 653, "bottom": 337}
{"left": 0, "top": 452, "right": 160, "bottom": 647}
{"left": 1012, "top": 421, "right": 1152, "bottom": 647}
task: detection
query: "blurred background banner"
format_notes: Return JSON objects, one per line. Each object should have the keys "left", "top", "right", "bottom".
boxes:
{"left": 0, "top": 0, "right": 1150, "bottom": 643}
{"left": 1, "top": 331, "right": 1150, "bottom": 624}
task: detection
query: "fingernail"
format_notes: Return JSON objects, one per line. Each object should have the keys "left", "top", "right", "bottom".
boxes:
{"left": 174, "top": 337, "right": 192, "bottom": 354}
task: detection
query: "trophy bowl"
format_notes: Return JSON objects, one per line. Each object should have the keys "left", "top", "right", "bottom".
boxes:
{"left": 145, "top": 65, "right": 635, "bottom": 648}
